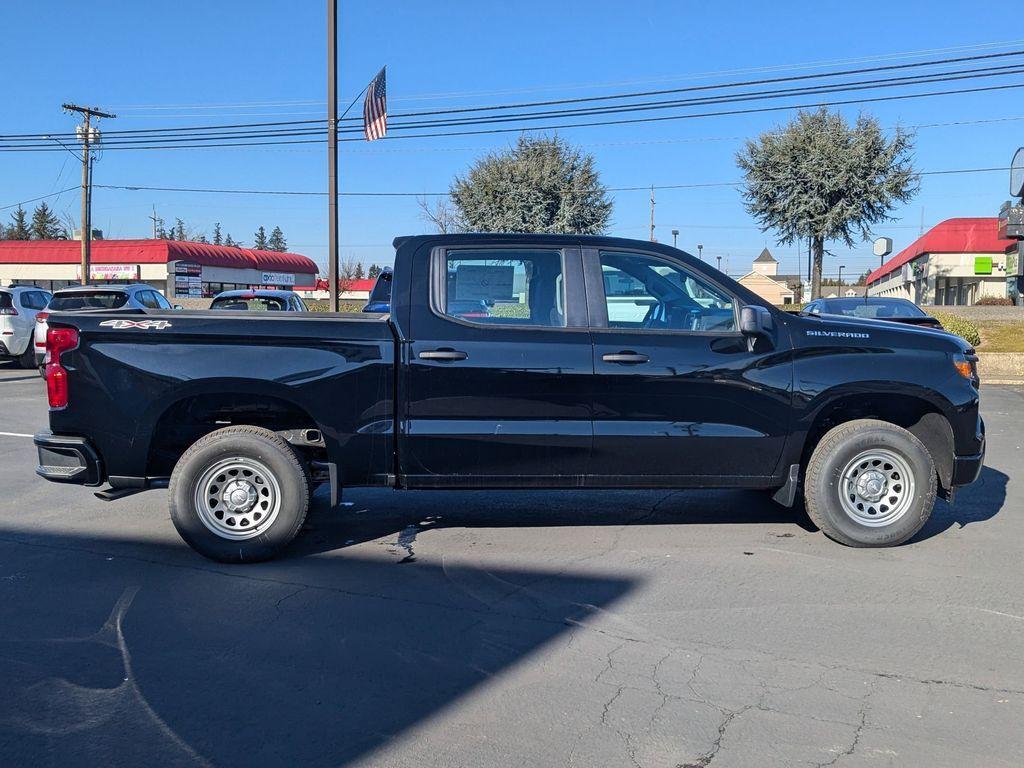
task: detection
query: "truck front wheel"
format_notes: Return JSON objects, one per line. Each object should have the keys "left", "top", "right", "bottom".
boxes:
{"left": 169, "top": 425, "right": 311, "bottom": 562}
{"left": 804, "top": 419, "right": 936, "bottom": 547}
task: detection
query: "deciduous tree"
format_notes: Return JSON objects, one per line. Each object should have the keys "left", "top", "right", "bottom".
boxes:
{"left": 447, "top": 134, "right": 612, "bottom": 234}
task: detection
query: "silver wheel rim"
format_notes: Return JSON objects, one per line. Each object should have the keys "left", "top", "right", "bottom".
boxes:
{"left": 193, "top": 456, "right": 282, "bottom": 540}
{"left": 838, "top": 448, "right": 916, "bottom": 527}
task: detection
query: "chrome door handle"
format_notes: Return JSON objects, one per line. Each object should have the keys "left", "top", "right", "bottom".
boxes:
{"left": 419, "top": 349, "right": 468, "bottom": 361}
{"left": 602, "top": 352, "right": 649, "bottom": 364}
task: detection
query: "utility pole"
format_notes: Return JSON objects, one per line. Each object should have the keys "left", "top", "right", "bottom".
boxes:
{"left": 149, "top": 205, "right": 159, "bottom": 239}
{"left": 649, "top": 185, "right": 656, "bottom": 242}
{"left": 326, "top": 0, "right": 340, "bottom": 311}
{"left": 63, "top": 104, "right": 115, "bottom": 285}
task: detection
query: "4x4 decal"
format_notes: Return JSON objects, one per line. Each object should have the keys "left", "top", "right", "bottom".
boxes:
{"left": 99, "top": 319, "right": 173, "bottom": 330}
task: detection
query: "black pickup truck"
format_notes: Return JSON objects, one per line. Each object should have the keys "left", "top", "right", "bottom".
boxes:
{"left": 35, "top": 234, "right": 985, "bottom": 561}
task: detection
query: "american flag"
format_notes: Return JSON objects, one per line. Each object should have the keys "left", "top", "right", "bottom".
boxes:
{"left": 363, "top": 67, "right": 387, "bottom": 141}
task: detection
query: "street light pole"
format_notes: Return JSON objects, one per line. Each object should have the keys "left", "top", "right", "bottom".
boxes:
{"left": 671, "top": 229, "right": 678, "bottom": 248}
{"left": 697, "top": 243, "right": 703, "bottom": 261}
{"left": 838, "top": 264, "right": 846, "bottom": 292}
{"left": 716, "top": 255, "right": 722, "bottom": 272}
{"left": 327, "top": 0, "right": 339, "bottom": 312}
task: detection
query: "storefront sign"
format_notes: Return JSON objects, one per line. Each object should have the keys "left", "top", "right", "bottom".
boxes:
{"left": 261, "top": 271, "right": 295, "bottom": 286}
{"left": 174, "top": 261, "right": 202, "bottom": 277}
{"left": 76, "top": 264, "right": 139, "bottom": 280}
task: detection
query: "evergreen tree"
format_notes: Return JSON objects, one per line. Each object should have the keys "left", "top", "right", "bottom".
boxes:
{"left": 354, "top": 261, "right": 365, "bottom": 279}
{"left": 30, "top": 202, "right": 65, "bottom": 239}
{"left": 7, "top": 206, "right": 31, "bottom": 240}
{"left": 267, "top": 225, "right": 287, "bottom": 252}
{"left": 224, "top": 234, "right": 239, "bottom": 247}
{"left": 212, "top": 222, "right": 223, "bottom": 246}
{"left": 253, "top": 226, "right": 268, "bottom": 250}
{"left": 367, "top": 264, "right": 382, "bottom": 278}
{"left": 736, "top": 108, "right": 917, "bottom": 300}
{"left": 448, "top": 134, "right": 613, "bottom": 234}
{"left": 174, "top": 218, "right": 187, "bottom": 241}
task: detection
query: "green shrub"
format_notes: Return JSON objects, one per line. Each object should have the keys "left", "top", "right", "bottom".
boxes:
{"left": 488, "top": 302, "right": 530, "bottom": 319}
{"left": 932, "top": 313, "right": 982, "bottom": 347}
{"left": 305, "top": 299, "right": 366, "bottom": 313}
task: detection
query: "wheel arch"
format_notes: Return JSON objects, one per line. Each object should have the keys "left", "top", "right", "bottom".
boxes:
{"left": 795, "top": 387, "right": 956, "bottom": 493}
{"left": 141, "top": 381, "right": 327, "bottom": 479}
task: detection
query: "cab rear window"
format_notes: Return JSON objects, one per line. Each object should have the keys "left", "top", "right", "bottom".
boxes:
{"left": 210, "top": 297, "right": 289, "bottom": 311}
{"left": 49, "top": 292, "right": 129, "bottom": 310}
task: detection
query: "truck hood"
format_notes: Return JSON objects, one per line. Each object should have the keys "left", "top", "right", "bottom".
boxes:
{"left": 792, "top": 311, "right": 973, "bottom": 352}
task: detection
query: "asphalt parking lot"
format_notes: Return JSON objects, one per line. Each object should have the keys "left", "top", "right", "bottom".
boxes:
{"left": 0, "top": 361, "right": 1021, "bottom": 768}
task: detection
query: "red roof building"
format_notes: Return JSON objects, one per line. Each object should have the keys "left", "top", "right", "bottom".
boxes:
{"left": 0, "top": 239, "right": 319, "bottom": 298}
{"left": 866, "top": 218, "right": 1014, "bottom": 306}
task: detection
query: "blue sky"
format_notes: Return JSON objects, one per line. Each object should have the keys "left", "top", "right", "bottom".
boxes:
{"left": 3, "top": 0, "right": 1023, "bottom": 280}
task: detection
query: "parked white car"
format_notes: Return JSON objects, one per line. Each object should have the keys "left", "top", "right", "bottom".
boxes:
{"left": 0, "top": 286, "right": 52, "bottom": 368}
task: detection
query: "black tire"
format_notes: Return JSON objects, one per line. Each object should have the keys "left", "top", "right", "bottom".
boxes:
{"left": 805, "top": 419, "right": 936, "bottom": 547}
{"left": 18, "top": 345, "right": 35, "bottom": 369}
{"left": 169, "top": 425, "right": 311, "bottom": 562}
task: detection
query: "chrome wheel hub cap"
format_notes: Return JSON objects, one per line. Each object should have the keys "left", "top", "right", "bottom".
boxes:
{"left": 839, "top": 449, "right": 915, "bottom": 527}
{"left": 194, "top": 457, "right": 282, "bottom": 540}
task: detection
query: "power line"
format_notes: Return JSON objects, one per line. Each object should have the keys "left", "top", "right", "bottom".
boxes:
{"left": 7, "top": 76, "right": 1024, "bottom": 154}
{"left": 8, "top": 47, "right": 1024, "bottom": 143}
{"left": 0, "top": 186, "right": 79, "bottom": 212}
{"left": 87, "top": 163, "right": 1013, "bottom": 200}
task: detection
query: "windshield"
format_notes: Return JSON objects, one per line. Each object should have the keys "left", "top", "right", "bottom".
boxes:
{"left": 49, "top": 291, "right": 129, "bottom": 310}
{"left": 822, "top": 299, "right": 925, "bottom": 319}
{"left": 210, "top": 296, "right": 290, "bottom": 311}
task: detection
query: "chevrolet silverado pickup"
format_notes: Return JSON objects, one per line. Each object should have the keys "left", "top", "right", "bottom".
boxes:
{"left": 34, "top": 234, "right": 985, "bottom": 562}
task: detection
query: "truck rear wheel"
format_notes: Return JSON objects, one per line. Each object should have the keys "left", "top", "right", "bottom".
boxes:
{"left": 804, "top": 419, "right": 936, "bottom": 547}
{"left": 169, "top": 425, "right": 311, "bottom": 562}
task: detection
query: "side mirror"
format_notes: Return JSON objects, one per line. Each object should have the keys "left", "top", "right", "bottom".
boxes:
{"left": 740, "top": 305, "right": 774, "bottom": 336}
{"left": 173, "top": 304, "right": 183, "bottom": 310}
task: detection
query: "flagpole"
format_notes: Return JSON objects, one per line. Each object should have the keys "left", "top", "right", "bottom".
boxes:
{"left": 327, "top": 0, "right": 339, "bottom": 312}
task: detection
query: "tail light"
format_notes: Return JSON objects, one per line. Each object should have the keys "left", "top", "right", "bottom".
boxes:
{"left": 35, "top": 312, "right": 49, "bottom": 348}
{"left": 45, "top": 327, "right": 78, "bottom": 408}
{"left": 0, "top": 307, "right": 16, "bottom": 316}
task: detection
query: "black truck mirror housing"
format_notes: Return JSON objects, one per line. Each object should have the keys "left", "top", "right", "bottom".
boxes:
{"left": 740, "top": 305, "right": 774, "bottom": 336}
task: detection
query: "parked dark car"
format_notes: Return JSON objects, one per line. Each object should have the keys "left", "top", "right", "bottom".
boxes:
{"left": 35, "top": 234, "right": 984, "bottom": 562}
{"left": 803, "top": 297, "right": 943, "bottom": 329}
{"left": 210, "top": 289, "right": 307, "bottom": 312}
{"left": 361, "top": 268, "right": 392, "bottom": 313}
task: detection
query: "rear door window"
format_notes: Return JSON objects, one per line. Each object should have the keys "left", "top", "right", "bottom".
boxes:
{"left": 0, "top": 292, "right": 13, "bottom": 312}
{"left": 439, "top": 249, "right": 566, "bottom": 327}
{"left": 49, "top": 291, "right": 129, "bottom": 311}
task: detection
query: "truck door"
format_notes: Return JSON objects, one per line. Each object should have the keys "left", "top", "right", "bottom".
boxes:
{"left": 584, "top": 247, "right": 792, "bottom": 485}
{"left": 402, "top": 243, "right": 591, "bottom": 486}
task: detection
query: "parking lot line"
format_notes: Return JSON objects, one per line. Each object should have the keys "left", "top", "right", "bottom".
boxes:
{"left": 0, "top": 431, "right": 34, "bottom": 438}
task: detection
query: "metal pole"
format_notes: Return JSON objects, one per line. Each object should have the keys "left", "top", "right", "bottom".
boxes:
{"left": 80, "top": 116, "right": 90, "bottom": 285}
{"left": 671, "top": 229, "right": 678, "bottom": 248}
{"left": 649, "top": 186, "right": 655, "bottom": 242}
{"left": 716, "top": 255, "right": 722, "bottom": 272}
{"left": 697, "top": 243, "right": 703, "bottom": 261}
{"left": 327, "top": 0, "right": 339, "bottom": 312}
{"left": 838, "top": 265, "right": 845, "bottom": 287}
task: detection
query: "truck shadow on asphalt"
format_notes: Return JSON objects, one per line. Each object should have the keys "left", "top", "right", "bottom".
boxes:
{"left": 914, "top": 465, "right": 1008, "bottom": 542}
{"left": 0, "top": 529, "right": 637, "bottom": 768}
{"left": 292, "top": 466, "right": 1010, "bottom": 560}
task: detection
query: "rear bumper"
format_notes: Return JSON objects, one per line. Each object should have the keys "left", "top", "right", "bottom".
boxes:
{"left": 34, "top": 431, "right": 104, "bottom": 486}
